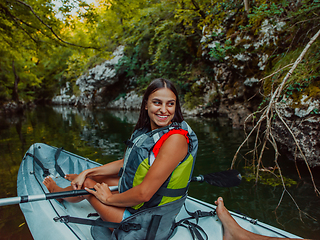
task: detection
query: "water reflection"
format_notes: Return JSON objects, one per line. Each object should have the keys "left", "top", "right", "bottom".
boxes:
{"left": 0, "top": 106, "right": 319, "bottom": 239}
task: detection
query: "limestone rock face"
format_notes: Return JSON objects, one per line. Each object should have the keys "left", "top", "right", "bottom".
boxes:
{"left": 76, "top": 46, "right": 124, "bottom": 93}
{"left": 107, "top": 91, "right": 142, "bottom": 110}
{"left": 52, "top": 82, "right": 76, "bottom": 105}
{"left": 52, "top": 46, "right": 125, "bottom": 107}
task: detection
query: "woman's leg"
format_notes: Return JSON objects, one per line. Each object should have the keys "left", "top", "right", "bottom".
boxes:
{"left": 215, "top": 197, "right": 306, "bottom": 240}
{"left": 82, "top": 177, "right": 125, "bottom": 223}
{"left": 65, "top": 173, "right": 120, "bottom": 186}
{"left": 43, "top": 177, "right": 79, "bottom": 202}
{"left": 43, "top": 174, "right": 120, "bottom": 203}
{"left": 43, "top": 175, "right": 124, "bottom": 223}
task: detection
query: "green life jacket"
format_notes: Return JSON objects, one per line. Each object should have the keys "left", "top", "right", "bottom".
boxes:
{"left": 118, "top": 121, "right": 198, "bottom": 213}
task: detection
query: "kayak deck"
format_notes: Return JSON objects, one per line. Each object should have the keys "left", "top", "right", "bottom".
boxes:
{"left": 17, "top": 143, "right": 302, "bottom": 239}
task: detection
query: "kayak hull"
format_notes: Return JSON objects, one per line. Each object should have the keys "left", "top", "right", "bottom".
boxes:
{"left": 17, "top": 143, "right": 302, "bottom": 240}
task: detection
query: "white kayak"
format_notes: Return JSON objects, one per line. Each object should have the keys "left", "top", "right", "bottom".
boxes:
{"left": 17, "top": 143, "right": 302, "bottom": 240}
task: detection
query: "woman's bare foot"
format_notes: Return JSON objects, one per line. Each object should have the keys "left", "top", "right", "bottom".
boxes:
{"left": 43, "top": 176, "right": 83, "bottom": 203}
{"left": 43, "top": 176, "right": 64, "bottom": 193}
{"left": 65, "top": 174, "right": 78, "bottom": 181}
{"left": 215, "top": 197, "right": 246, "bottom": 240}
{"left": 43, "top": 177, "right": 65, "bottom": 202}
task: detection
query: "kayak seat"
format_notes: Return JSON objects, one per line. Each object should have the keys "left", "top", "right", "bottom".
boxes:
{"left": 91, "top": 219, "right": 113, "bottom": 239}
{"left": 90, "top": 194, "right": 187, "bottom": 240}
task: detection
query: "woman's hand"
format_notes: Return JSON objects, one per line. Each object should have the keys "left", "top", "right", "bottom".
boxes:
{"left": 85, "top": 183, "right": 112, "bottom": 205}
{"left": 70, "top": 171, "right": 87, "bottom": 190}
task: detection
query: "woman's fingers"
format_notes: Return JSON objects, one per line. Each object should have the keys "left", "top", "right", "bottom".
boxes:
{"left": 85, "top": 183, "right": 111, "bottom": 204}
{"left": 71, "top": 175, "right": 85, "bottom": 190}
{"left": 71, "top": 181, "right": 79, "bottom": 190}
{"left": 85, "top": 187, "right": 96, "bottom": 195}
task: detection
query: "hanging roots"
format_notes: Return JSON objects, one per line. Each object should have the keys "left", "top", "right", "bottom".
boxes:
{"left": 231, "top": 29, "right": 320, "bottom": 220}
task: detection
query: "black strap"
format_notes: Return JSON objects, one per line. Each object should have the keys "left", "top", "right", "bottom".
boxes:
{"left": 54, "top": 215, "right": 121, "bottom": 229}
{"left": 54, "top": 215, "right": 141, "bottom": 232}
{"left": 184, "top": 205, "right": 216, "bottom": 223}
{"left": 156, "top": 186, "right": 188, "bottom": 197}
{"left": 171, "top": 205, "right": 215, "bottom": 240}
{"left": 54, "top": 147, "right": 65, "bottom": 178}
{"left": 87, "top": 213, "right": 99, "bottom": 217}
{"left": 26, "top": 153, "right": 50, "bottom": 177}
{"left": 173, "top": 219, "right": 208, "bottom": 240}
{"left": 187, "top": 220, "right": 208, "bottom": 240}
{"left": 146, "top": 215, "right": 162, "bottom": 240}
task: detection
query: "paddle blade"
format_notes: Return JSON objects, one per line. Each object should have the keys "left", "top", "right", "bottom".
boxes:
{"left": 203, "top": 169, "right": 241, "bottom": 187}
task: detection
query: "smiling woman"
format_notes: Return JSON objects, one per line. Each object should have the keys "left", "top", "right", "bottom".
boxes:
{"left": 41, "top": 78, "right": 199, "bottom": 239}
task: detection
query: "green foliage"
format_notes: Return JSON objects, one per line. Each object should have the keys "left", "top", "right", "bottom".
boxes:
{"left": 0, "top": 0, "right": 115, "bottom": 103}
{"left": 183, "top": 80, "right": 206, "bottom": 110}
{"left": 209, "top": 40, "right": 234, "bottom": 62}
{"left": 184, "top": 92, "right": 203, "bottom": 110}
{"left": 1, "top": 0, "right": 319, "bottom": 108}
{"left": 114, "top": 92, "right": 126, "bottom": 101}
{"left": 247, "top": 2, "right": 287, "bottom": 30}
{"left": 115, "top": 1, "right": 195, "bottom": 90}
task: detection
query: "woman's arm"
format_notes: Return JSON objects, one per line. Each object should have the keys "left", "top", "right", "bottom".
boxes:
{"left": 85, "top": 159, "right": 124, "bottom": 177}
{"left": 87, "top": 134, "right": 188, "bottom": 207}
{"left": 71, "top": 159, "right": 123, "bottom": 190}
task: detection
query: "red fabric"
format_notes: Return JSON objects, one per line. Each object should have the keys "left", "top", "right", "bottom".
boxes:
{"left": 152, "top": 129, "right": 189, "bottom": 158}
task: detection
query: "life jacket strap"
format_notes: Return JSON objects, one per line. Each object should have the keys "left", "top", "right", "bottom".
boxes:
{"left": 118, "top": 167, "right": 124, "bottom": 177}
{"left": 145, "top": 215, "right": 162, "bottom": 240}
{"left": 156, "top": 186, "right": 188, "bottom": 197}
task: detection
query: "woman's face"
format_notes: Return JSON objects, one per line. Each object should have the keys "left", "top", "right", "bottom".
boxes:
{"left": 145, "top": 88, "right": 176, "bottom": 130}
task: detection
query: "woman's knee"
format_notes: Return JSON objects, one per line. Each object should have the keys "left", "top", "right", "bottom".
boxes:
{"left": 82, "top": 178, "right": 97, "bottom": 189}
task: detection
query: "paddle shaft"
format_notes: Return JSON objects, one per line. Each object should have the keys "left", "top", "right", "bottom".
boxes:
{"left": 0, "top": 170, "right": 240, "bottom": 207}
{"left": 0, "top": 186, "right": 118, "bottom": 207}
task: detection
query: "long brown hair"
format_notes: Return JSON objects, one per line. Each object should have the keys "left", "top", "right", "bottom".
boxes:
{"left": 134, "top": 78, "right": 184, "bottom": 131}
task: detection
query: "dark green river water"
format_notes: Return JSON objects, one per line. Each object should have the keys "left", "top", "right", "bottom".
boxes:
{"left": 0, "top": 106, "right": 319, "bottom": 239}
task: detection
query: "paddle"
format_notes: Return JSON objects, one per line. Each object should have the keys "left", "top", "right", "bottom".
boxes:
{"left": 191, "top": 169, "right": 242, "bottom": 188}
{"left": 0, "top": 170, "right": 241, "bottom": 207}
{"left": 0, "top": 186, "right": 118, "bottom": 207}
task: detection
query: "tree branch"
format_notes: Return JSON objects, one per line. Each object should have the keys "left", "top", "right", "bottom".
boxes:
{"left": 16, "top": 0, "right": 100, "bottom": 50}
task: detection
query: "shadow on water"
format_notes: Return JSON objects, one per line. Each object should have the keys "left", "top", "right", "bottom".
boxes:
{"left": 0, "top": 106, "right": 319, "bottom": 239}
